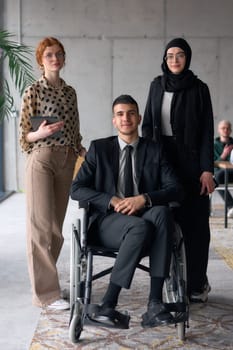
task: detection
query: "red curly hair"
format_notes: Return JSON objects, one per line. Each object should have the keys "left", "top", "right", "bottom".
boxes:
{"left": 36, "top": 37, "right": 65, "bottom": 66}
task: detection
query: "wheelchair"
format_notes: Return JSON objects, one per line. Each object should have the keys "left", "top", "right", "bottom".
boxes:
{"left": 69, "top": 202, "right": 189, "bottom": 343}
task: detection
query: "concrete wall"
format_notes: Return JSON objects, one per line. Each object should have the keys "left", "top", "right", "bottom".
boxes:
{"left": 2, "top": 0, "right": 233, "bottom": 191}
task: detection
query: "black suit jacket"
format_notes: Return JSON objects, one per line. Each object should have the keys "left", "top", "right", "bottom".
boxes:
{"left": 71, "top": 136, "right": 183, "bottom": 224}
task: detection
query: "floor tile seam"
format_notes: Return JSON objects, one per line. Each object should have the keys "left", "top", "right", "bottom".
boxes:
{"left": 210, "top": 221, "right": 233, "bottom": 269}
{"left": 214, "top": 244, "right": 233, "bottom": 270}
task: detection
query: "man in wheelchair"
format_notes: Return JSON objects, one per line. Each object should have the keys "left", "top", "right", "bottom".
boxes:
{"left": 71, "top": 94, "right": 184, "bottom": 328}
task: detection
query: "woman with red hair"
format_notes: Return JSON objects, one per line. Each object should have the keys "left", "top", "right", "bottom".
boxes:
{"left": 19, "top": 37, "right": 85, "bottom": 310}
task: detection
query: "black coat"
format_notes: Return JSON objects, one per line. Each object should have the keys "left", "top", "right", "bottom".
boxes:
{"left": 142, "top": 77, "right": 214, "bottom": 193}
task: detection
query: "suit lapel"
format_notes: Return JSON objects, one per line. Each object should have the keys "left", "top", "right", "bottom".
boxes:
{"left": 135, "top": 138, "right": 147, "bottom": 185}
{"left": 110, "top": 137, "right": 120, "bottom": 188}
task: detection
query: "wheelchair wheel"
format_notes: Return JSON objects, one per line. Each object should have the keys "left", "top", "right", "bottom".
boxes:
{"left": 70, "top": 221, "right": 81, "bottom": 308}
{"left": 164, "top": 223, "right": 187, "bottom": 302}
{"left": 69, "top": 219, "right": 86, "bottom": 342}
{"left": 177, "top": 321, "right": 185, "bottom": 341}
{"left": 69, "top": 314, "right": 83, "bottom": 343}
{"left": 164, "top": 223, "right": 188, "bottom": 340}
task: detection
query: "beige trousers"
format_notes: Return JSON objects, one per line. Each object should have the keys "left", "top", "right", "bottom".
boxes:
{"left": 26, "top": 146, "right": 77, "bottom": 307}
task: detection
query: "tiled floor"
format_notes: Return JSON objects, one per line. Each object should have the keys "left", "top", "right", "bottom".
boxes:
{"left": 0, "top": 193, "right": 41, "bottom": 350}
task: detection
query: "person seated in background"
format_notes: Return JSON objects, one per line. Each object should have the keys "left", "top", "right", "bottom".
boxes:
{"left": 71, "top": 94, "right": 183, "bottom": 328}
{"left": 214, "top": 120, "right": 233, "bottom": 218}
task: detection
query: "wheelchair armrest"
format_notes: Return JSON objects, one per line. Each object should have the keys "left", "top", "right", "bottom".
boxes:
{"left": 75, "top": 204, "right": 89, "bottom": 249}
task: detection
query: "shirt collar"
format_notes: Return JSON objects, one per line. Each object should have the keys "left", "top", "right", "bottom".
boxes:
{"left": 118, "top": 136, "right": 139, "bottom": 151}
{"left": 39, "top": 75, "right": 66, "bottom": 90}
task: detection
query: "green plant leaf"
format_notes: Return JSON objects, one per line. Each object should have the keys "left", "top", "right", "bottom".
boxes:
{"left": 0, "top": 80, "right": 15, "bottom": 122}
{"left": 0, "top": 30, "right": 35, "bottom": 122}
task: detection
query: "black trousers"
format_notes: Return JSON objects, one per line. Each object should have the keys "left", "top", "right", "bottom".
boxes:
{"left": 174, "top": 194, "right": 210, "bottom": 294}
{"left": 162, "top": 136, "right": 211, "bottom": 294}
{"left": 95, "top": 206, "right": 173, "bottom": 289}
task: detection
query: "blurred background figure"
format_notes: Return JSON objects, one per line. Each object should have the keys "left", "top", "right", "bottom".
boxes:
{"left": 214, "top": 120, "right": 233, "bottom": 218}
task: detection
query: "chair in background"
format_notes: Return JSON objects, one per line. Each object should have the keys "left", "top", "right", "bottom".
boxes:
{"left": 211, "top": 161, "right": 233, "bottom": 228}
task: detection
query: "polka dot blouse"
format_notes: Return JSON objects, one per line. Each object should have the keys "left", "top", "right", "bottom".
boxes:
{"left": 19, "top": 76, "right": 83, "bottom": 154}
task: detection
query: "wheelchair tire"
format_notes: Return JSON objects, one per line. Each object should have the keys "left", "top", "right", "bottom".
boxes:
{"left": 177, "top": 322, "right": 185, "bottom": 341}
{"left": 164, "top": 223, "right": 188, "bottom": 341}
{"left": 69, "top": 217, "right": 87, "bottom": 343}
{"left": 70, "top": 221, "right": 81, "bottom": 308}
{"left": 69, "top": 314, "right": 82, "bottom": 343}
{"left": 164, "top": 223, "right": 187, "bottom": 303}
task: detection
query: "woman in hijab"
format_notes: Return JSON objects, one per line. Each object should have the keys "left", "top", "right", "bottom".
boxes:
{"left": 142, "top": 37, "right": 215, "bottom": 303}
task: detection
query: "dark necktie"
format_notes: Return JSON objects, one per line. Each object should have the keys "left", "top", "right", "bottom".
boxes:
{"left": 124, "top": 145, "right": 134, "bottom": 197}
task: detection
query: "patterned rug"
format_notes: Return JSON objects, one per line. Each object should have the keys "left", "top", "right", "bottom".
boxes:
{"left": 29, "top": 208, "right": 233, "bottom": 350}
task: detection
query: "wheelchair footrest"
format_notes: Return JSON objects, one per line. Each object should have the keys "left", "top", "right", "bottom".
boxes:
{"left": 165, "top": 302, "right": 187, "bottom": 312}
{"left": 165, "top": 302, "right": 189, "bottom": 323}
{"left": 173, "top": 311, "right": 189, "bottom": 324}
{"left": 85, "top": 304, "right": 130, "bottom": 329}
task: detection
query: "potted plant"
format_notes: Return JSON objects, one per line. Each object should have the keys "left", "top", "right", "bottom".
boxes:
{"left": 0, "top": 30, "right": 35, "bottom": 123}
{"left": 0, "top": 30, "right": 35, "bottom": 200}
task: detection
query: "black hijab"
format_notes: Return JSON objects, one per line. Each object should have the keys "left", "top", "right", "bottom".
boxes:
{"left": 159, "top": 38, "right": 200, "bottom": 149}
{"left": 161, "top": 37, "right": 197, "bottom": 92}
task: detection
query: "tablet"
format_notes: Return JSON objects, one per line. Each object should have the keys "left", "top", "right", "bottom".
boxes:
{"left": 30, "top": 116, "right": 62, "bottom": 138}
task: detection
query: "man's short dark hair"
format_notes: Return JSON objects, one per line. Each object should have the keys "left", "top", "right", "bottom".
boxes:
{"left": 112, "top": 94, "right": 139, "bottom": 113}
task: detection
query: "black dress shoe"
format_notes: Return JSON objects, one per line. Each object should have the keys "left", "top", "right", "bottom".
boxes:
{"left": 141, "top": 301, "right": 174, "bottom": 328}
{"left": 90, "top": 303, "right": 130, "bottom": 329}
